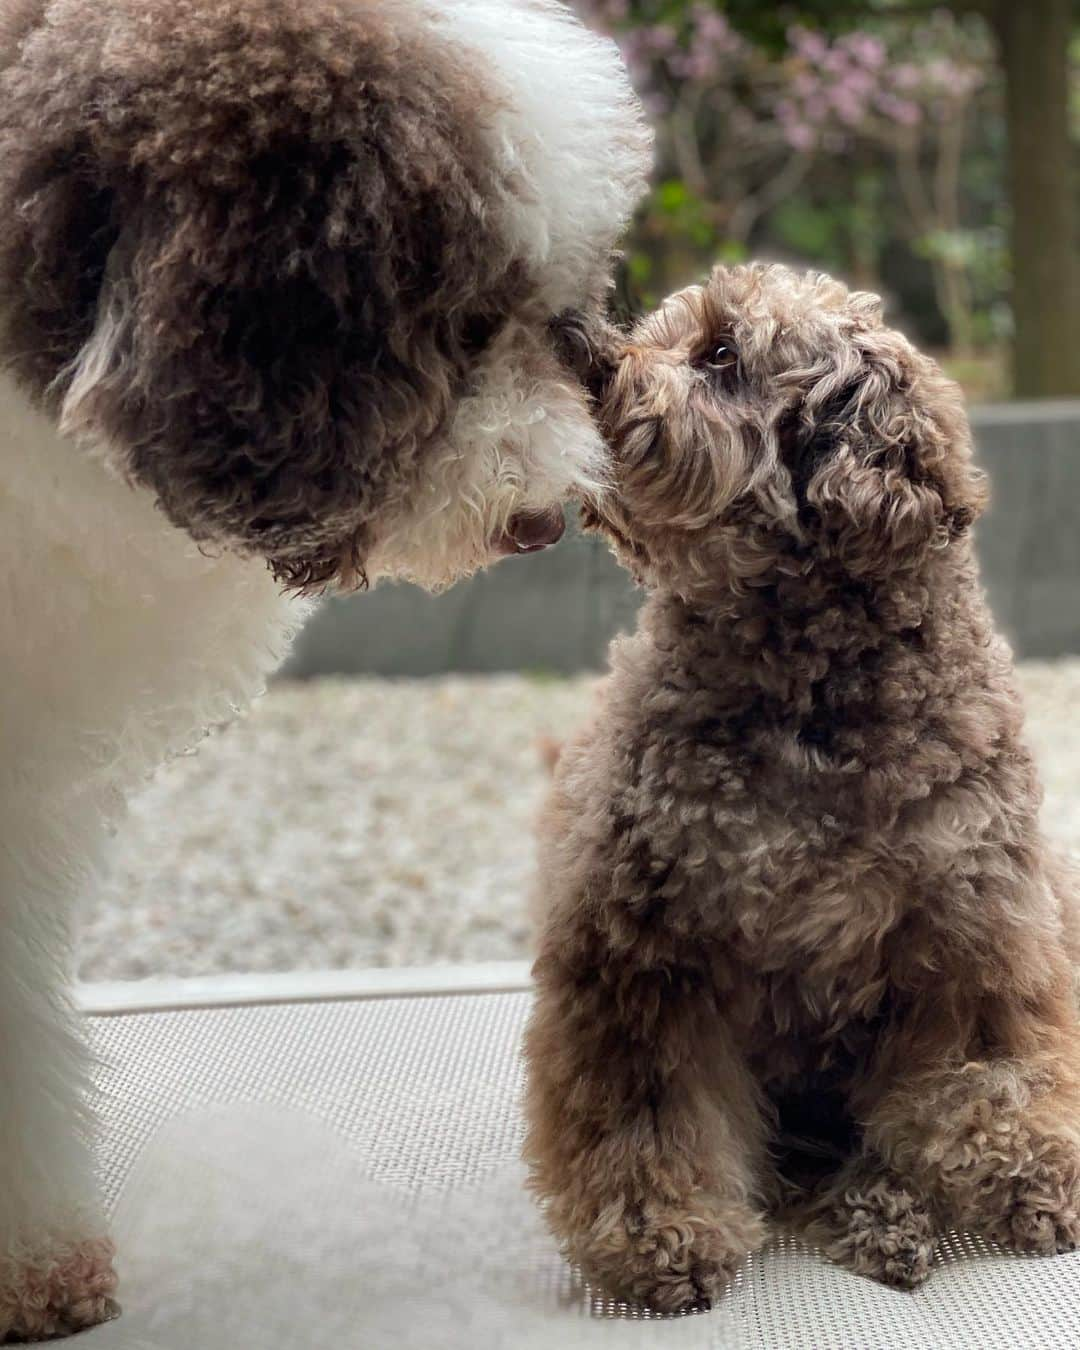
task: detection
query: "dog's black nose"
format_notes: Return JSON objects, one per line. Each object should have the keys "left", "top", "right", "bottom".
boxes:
{"left": 494, "top": 506, "right": 567, "bottom": 556}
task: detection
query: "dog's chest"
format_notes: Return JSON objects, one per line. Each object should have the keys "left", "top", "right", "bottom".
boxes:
{"left": 0, "top": 372, "right": 305, "bottom": 606}
{"left": 1, "top": 373, "right": 309, "bottom": 790}
{"left": 614, "top": 713, "right": 911, "bottom": 1022}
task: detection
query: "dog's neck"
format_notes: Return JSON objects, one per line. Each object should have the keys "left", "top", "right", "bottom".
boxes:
{"left": 637, "top": 540, "right": 998, "bottom": 750}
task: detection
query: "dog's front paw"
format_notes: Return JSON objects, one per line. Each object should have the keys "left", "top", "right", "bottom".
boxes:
{"left": 0, "top": 1235, "right": 119, "bottom": 1342}
{"left": 574, "top": 1198, "right": 764, "bottom": 1314}
{"left": 822, "top": 1178, "right": 937, "bottom": 1290}
{"left": 987, "top": 1139, "right": 1080, "bottom": 1257}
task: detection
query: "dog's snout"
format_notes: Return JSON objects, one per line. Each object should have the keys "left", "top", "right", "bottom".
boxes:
{"left": 494, "top": 506, "right": 567, "bottom": 557}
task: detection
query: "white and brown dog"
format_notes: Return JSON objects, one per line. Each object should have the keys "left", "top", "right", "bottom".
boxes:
{"left": 0, "top": 0, "right": 649, "bottom": 1336}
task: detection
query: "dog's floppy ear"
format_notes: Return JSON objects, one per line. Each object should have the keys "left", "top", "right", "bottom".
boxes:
{"left": 782, "top": 343, "right": 987, "bottom": 575}
{"left": 0, "top": 0, "right": 523, "bottom": 589}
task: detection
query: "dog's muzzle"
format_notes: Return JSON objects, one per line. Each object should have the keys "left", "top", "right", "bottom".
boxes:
{"left": 493, "top": 506, "right": 567, "bottom": 556}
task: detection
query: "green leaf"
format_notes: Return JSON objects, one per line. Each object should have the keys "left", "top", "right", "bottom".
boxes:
{"left": 657, "top": 179, "right": 691, "bottom": 213}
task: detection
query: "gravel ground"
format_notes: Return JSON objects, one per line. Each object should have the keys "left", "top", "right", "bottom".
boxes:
{"left": 79, "top": 662, "right": 1080, "bottom": 982}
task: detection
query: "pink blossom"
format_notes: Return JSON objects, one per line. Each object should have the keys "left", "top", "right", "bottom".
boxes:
{"left": 923, "top": 57, "right": 982, "bottom": 98}
{"left": 792, "top": 71, "right": 818, "bottom": 98}
{"left": 789, "top": 26, "right": 828, "bottom": 62}
{"left": 822, "top": 48, "right": 850, "bottom": 76}
{"left": 876, "top": 93, "right": 921, "bottom": 127}
{"left": 694, "top": 8, "right": 735, "bottom": 48}
{"left": 784, "top": 122, "right": 818, "bottom": 151}
{"left": 842, "top": 67, "right": 875, "bottom": 99}
{"left": 615, "top": 28, "right": 647, "bottom": 61}
{"left": 646, "top": 22, "right": 678, "bottom": 53}
{"left": 844, "top": 33, "right": 886, "bottom": 70}
{"left": 890, "top": 63, "right": 921, "bottom": 91}
{"left": 830, "top": 88, "right": 867, "bottom": 127}
{"left": 676, "top": 49, "right": 720, "bottom": 83}
{"left": 615, "top": 32, "right": 651, "bottom": 86}
{"left": 803, "top": 94, "right": 829, "bottom": 125}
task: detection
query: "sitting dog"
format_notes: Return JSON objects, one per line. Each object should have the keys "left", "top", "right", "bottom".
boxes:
{"left": 0, "top": 0, "right": 649, "bottom": 1336}
{"left": 524, "top": 263, "right": 1080, "bottom": 1312}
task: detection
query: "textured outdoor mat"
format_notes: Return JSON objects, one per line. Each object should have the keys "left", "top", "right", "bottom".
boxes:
{"left": 76, "top": 988, "right": 1080, "bottom": 1349}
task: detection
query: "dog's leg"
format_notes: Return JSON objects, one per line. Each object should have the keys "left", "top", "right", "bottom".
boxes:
{"left": 802, "top": 1153, "right": 938, "bottom": 1290}
{"left": 0, "top": 791, "right": 118, "bottom": 1340}
{"left": 524, "top": 929, "right": 768, "bottom": 1313}
{"left": 855, "top": 989, "right": 1080, "bottom": 1263}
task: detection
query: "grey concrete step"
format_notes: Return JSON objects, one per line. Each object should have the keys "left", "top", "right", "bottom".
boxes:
{"left": 286, "top": 401, "right": 1080, "bottom": 676}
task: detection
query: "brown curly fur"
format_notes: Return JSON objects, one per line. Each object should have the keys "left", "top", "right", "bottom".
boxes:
{"left": 523, "top": 263, "right": 1080, "bottom": 1311}
{"left": 0, "top": 0, "right": 533, "bottom": 589}
{"left": 0, "top": 1236, "right": 118, "bottom": 1342}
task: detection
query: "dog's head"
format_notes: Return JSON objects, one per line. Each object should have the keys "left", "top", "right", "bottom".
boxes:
{"left": 584, "top": 263, "right": 987, "bottom": 597}
{"left": 0, "top": 0, "right": 650, "bottom": 591}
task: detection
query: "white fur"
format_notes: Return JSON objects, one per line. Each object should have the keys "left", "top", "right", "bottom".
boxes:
{"left": 367, "top": 0, "right": 652, "bottom": 586}
{"left": 0, "top": 371, "right": 307, "bottom": 1284}
{"left": 0, "top": 0, "right": 650, "bottom": 1328}
{"left": 366, "top": 320, "right": 610, "bottom": 588}
{"left": 427, "top": 0, "right": 652, "bottom": 312}
{"left": 61, "top": 1, "right": 651, "bottom": 595}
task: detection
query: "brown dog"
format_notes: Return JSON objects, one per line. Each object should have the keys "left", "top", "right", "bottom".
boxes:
{"left": 524, "top": 263, "right": 1080, "bottom": 1312}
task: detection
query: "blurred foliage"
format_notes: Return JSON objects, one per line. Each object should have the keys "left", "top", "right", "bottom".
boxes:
{"left": 577, "top": 1, "right": 1080, "bottom": 398}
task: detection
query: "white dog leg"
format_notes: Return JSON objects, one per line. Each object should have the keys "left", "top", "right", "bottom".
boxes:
{"left": 0, "top": 788, "right": 118, "bottom": 1340}
{"left": 0, "top": 371, "right": 309, "bottom": 1340}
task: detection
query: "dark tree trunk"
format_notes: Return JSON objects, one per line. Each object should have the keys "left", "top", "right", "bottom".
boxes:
{"left": 990, "top": 0, "right": 1080, "bottom": 397}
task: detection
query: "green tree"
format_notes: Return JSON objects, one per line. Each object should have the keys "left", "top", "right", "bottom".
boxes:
{"left": 721, "top": 0, "right": 1080, "bottom": 398}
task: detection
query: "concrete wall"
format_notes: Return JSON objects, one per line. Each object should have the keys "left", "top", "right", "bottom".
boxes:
{"left": 285, "top": 400, "right": 1080, "bottom": 678}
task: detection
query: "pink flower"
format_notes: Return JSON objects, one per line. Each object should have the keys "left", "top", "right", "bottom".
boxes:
{"left": 694, "top": 9, "right": 734, "bottom": 47}
{"left": 890, "top": 63, "right": 921, "bottom": 91}
{"left": 785, "top": 122, "right": 817, "bottom": 151}
{"left": 876, "top": 93, "right": 921, "bottom": 126}
{"left": 803, "top": 93, "right": 829, "bottom": 124}
{"left": 844, "top": 33, "right": 886, "bottom": 70}
{"left": 789, "top": 26, "right": 828, "bottom": 62}
{"left": 842, "top": 68, "right": 875, "bottom": 98}
{"left": 646, "top": 22, "right": 678, "bottom": 53}
{"left": 830, "top": 88, "right": 867, "bottom": 127}
{"left": 678, "top": 49, "right": 719, "bottom": 83}
{"left": 823, "top": 48, "right": 850, "bottom": 76}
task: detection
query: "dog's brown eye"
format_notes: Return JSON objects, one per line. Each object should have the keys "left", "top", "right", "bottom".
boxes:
{"left": 693, "top": 340, "right": 738, "bottom": 373}
{"left": 708, "top": 344, "right": 737, "bottom": 369}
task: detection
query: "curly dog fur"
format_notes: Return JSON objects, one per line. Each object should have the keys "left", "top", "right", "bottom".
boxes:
{"left": 0, "top": 0, "right": 649, "bottom": 1337}
{"left": 524, "top": 263, "right": 1080, "bottom": 1312}
{"left": 0, "top": 0, "right": 649, "bottom": 590}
